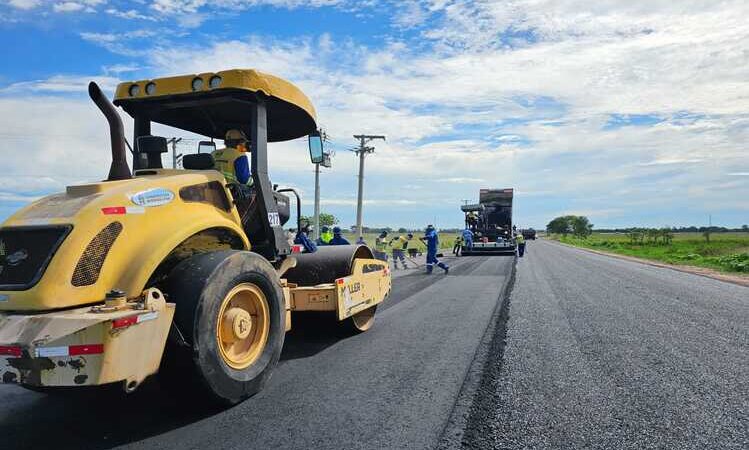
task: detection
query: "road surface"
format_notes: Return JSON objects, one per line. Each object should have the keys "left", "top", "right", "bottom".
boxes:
{"left": 2, "top": 240, "right": 746, "bottom": 449}
{"left": 1, "top": 254, "right": 515, "bottom": 450}
{"left": 462, "top": 239, "right": 748, "bottom": 449}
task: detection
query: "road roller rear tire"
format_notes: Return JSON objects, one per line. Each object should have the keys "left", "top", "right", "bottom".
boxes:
{"left": 160, "top": 250, "right": 285, "bottom": 406}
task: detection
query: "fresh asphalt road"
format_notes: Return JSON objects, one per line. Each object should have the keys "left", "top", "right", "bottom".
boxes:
{"left": 3, "top": 241, "right": 747, "bottom": 450}
{"left": 464, "top": 239, "right": 748, "bottom": 449}
{"left": 1, "top": 254, "right": 514, "bottom": 450}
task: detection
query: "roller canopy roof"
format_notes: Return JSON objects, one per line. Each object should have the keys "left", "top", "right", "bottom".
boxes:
{"left": 113, "top": 69, "right": 317, "bottom": 142}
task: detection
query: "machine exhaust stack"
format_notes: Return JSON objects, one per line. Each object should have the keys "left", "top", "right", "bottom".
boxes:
{"left": 88, "top": 81, "right": 131, "bottom": 181}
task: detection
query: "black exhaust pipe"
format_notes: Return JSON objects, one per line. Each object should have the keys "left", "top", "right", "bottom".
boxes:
{"left": 88, "top": 82, "right": 131, "bottom": 181}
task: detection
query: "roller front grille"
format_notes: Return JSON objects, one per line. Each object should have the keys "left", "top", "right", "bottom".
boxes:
{"left": 71, "top": 222, "right": 123, "bottom": 287}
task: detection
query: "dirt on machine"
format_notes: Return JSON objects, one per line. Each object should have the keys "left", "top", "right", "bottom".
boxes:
{"left": 0, "top": 69, "right": 391, "bottom": 405}
{"left": 461, "top": 188, "right": 516, "bottom": 256}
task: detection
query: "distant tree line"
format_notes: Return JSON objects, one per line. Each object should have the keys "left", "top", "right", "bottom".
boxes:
{"left": 593, "top": 225, "right": 749, "bottom": 233}
{"left": 546, "top": 215, "right": 594, "bottom": 238}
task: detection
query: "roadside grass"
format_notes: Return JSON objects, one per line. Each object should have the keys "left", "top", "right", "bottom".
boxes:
{"left": 552, "top": 232, "right": 749, "bottom": 274}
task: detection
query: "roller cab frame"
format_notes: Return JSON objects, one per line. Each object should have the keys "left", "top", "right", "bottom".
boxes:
{"left": 0, "top": 69, "right": 391, "bottom": 403}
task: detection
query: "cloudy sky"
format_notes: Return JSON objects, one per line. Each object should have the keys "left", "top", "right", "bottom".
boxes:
{"left": 1, "top": 0, "right": 748, "bottom": 229}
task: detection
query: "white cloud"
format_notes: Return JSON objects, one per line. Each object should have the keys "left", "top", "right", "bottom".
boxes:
{"left": 8, "top": 0, "right": 40, "bottom": 9}
{"left": 53, "top": 2, "right": 85, "bottom": 12}
{"left": 105, "top": 8, "right": 156, "bottom": 20}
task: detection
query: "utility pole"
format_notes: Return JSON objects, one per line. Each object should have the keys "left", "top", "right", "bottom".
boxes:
{"left": 353, "top": 134, "right": 386, "bottom": 238}
{"left": 168, "top": 137, "right": 183, "bottom": 168}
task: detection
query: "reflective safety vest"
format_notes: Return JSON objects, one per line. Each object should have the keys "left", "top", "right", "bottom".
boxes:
{"left": 320, "top": 231, "right": 333, "bottom": 244}
{"left": 212, "top": 147, "right": 247, "bottom": 183}
{"left": 375, "top": 236, "right": 388, "bottom": 251}
{"left": 390, "top": 236, "right": 409, "bottom": 252}
{"left": 516, "top": 234, "right": 525, "bottom": 244}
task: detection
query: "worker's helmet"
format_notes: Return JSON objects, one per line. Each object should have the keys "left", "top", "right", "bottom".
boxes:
{"left": 321, "top": 226, "right": 330, "bottom": 233}
{"left": 426, "top": 224, "right": 435, "bottom": 231}
{"left": 225, "top": 129, "right": 248, "bottom": 148}
{"left": 333, "top": 226, "right": 342, "bottom": 234}
{"left": 301, "top": 223, "right": 313, "bottom": 233}
{"left": 407, "top": 233, "right": 413, "bottom": 239}
{"left": 380, "top": 231, "right": 388, "bottom": 237}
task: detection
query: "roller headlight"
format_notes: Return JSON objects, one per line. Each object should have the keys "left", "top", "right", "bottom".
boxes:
{"left": 191, "top": 77, "right": 204, "bottom": 91}
{"left": 145, "top": 82, "right": 156, "bottom": 95}
{"left": 209, "top": 75, "right": 222, "bottom": 89}
{"left": 128, "top": 84, "right": 140, "bottom": 97}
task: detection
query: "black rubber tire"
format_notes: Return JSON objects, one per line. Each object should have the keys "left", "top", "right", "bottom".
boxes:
{"left": 160, "top": 250, "right": 285, "bottom": 406}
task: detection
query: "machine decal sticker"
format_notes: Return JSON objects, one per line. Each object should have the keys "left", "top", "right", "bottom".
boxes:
{"left": 0, "top": 294, "right": 8, "bottom": 302}
{"left": 268, "top": 212, "right": 281, "bottom": 226}
{"left": 102, "top": 206, "right": 146, "bottom": 215}
{"left": 130, "top": 188, "right": 174, "bottom": 207}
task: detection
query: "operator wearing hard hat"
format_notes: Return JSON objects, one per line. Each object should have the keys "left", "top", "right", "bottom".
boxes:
{"left": 212, "top": 129, "right": 251, "bottom": 185}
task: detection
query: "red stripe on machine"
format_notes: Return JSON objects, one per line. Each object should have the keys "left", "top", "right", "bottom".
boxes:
{"left": 35, "top": 344, "right": 103, "bottom": 357}
{"left": 0, "top": 346, "right": 22, "bottom": 357}
{"left": 112, "top": 316, "right": 138, "bottom": 329}
{"left": 112, "top": 311, "right": 159, "bottom": 329}
{"left": 102, "top": 206, "right": 127, "bottom": 215}
{"left": 69, "top": 344, "right": 104, "bottom": 355}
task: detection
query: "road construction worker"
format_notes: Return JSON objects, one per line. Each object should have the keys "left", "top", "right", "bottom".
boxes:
{"left": 374, "top": 231, "right": 389, "bottom": 262}
{"left": 356, "top": 236, "right": 366, "bottom": 245}
{"left": 390, "top": 234, "right": 412, "bottom": 270}
{"left": 329, "top": 226, "right": 350, "bottom": 245}
{"left": 466, "top": 211, "right": 478, "bottom": 230}
{"left": 461, "top": 227, "right": 474, "bottom": 253}
{"left": 453, "top": 234, "right": 463, "bottom": 256}
{"left": 212, "top": 129, "right": 251, "bottom": 185}
{"left": 294, "top": 223, "right": 317, "bottom": 253}
{"left": 316, "top": 226, "right": 333, "bottom": 246}
{"left": 515, "top": 232, "right": 526, "bottom": 257}
{"left": 421, "top": 225, "right": 448, "bottom": 274}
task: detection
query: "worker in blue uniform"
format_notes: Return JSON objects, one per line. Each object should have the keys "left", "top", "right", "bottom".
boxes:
{"left": 294, "top": 224, "right": 317, "bottom": 253}
{"left": 420, "top": 224, "right": 449, "bottom": 274}
{"left": 329, "top": 226, "right": 351, "bottom": 245}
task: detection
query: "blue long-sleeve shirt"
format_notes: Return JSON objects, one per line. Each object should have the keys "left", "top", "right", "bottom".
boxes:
{"left": 423, "top": 230, "right": 439, "bottom": 252}
{"left": 461, "top": 229, "right": 473, "bottom": 242}
{"left": 294, "top": 232, "right": 317, "bottom": 253}
{"left": 329, "top": 234, "right": 350, "bottom": 245}
{"left": 234, "top": 155, "right": 250, "bottom": 184}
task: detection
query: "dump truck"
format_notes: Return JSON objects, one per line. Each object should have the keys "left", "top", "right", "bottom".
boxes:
{"left": 460, "top": 188, "right": 516, "bottom": 255}
{"left": 0, "top": 69, "right": 391, "bottom": 405}
{"left": 521, "top": 228, "right": 537, "bottom": 240}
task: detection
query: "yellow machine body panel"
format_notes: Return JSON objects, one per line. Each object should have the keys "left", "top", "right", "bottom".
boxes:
{"left": 0, "top": 170, "right": 248, "bottom": 311}
{"left": 0, "top": 289, "right": 174, "bottom": 388}
{"left": 289, "top": 258, "right": 391, "bottom": 320}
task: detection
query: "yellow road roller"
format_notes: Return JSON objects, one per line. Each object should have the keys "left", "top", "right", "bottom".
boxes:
{"left": 0, "top": 69, "right": 391, "bottom": 405}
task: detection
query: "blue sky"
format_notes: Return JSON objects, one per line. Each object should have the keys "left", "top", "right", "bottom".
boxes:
{"left": 1, "top": 0, "right": 748, "bottom": 229}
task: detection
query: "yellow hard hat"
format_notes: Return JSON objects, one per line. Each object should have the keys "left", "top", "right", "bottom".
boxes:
{"left": 225, "top": 129, "right": 247, "bottom": 142}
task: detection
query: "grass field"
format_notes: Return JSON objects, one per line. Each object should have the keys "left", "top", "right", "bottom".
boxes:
{"left": 553, "top": 232, "right": 749, "bottom": 274}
